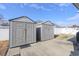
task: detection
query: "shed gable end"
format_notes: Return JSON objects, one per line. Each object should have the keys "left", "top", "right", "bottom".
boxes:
{"left": 43, "top": 21, "right": 54, "bottom": 25}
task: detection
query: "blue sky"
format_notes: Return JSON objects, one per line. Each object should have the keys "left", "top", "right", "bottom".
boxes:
{"left": 0, "top": 3, "right": 78, "bottom": 26}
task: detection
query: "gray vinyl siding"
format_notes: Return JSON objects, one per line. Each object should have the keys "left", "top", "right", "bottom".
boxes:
{"left": 33, "top": 24, "right": 36, "bottom": 42}
{"left": 42, "top": 24, "right": 50, "bottom": 41}
{"left": 10, "top": 22, "right": 26, "bottom": 47}
{"left": 26, "top": 23, "right": 36, "bottom": 44}
{"left": 9, "top": 22, "right": 13, "bottom": 47}
{"left": 15, "top": 22, "right": 26, "bottom": 46}
{"left": 9, "top": 17, "right": 36, "bottom": 48}
{"left": 37, "top": 24, "right": 54, "bottom": 41}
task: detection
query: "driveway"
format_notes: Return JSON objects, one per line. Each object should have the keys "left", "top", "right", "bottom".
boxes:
{"left": 6, "top": 38, "right": 74, "bottom": 56}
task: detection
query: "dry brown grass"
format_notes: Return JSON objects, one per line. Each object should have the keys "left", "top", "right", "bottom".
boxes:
{"left": 55, "top": 34, "right": 73, "bottom": 41}
{"left": 0, "top": 40, "right": 9, "bottom": 56}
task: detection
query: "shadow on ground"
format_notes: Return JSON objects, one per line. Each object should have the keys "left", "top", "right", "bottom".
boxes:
{"left": 54, "top": 35, "right": 59, "bottom": 38}
{"left": 68, "top": 36, "right": 79, "bottom": 56}
{"left": 20, "top": 44, "right": 31, "bottom": 49}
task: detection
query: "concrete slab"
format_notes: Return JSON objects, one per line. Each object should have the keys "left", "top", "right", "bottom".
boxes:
{"left": 6, "top": 39, "right": 74, "bottom": 56}
{"left": 6, "top": 47, "right": 20, "bottom": 56}
{"left": 20, "top": 39, "right": 74, "bottom": 56}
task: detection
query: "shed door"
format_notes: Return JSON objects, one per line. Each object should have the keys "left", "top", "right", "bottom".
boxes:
{"left": 13, "top": 22, "right": 26, "bottom": 47}
{"left": 36, "top": 28, "right": 41, "bottom": 42}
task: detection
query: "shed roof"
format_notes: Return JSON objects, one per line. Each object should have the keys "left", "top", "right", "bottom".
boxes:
{"left": 9, "top": 16, "right": 35, "bottom": 23}
{"left": 37, "top": 21, "right": 54, "bottom": 25}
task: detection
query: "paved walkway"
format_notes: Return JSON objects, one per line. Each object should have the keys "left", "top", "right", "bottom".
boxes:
{"left": 6, "top": 39, "right": 74, "bottom": 56}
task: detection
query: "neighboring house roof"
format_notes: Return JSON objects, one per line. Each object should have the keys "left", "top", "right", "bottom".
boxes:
{"left": 0, "top": 19, "right": 4, "bottom": 24}
{"left": 9, "top": 16, "right": 35, "bottom": 23}
{"left": 73, "top": 3, "right": 79, "bottom": 9}
{"left": 0, "top": 19, "right": 9, "bottom": 26}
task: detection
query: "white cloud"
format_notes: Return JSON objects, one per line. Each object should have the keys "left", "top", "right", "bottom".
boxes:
{"left": 54, "top": 20, "right": 68, "bottom": 26}
{"left": 54, "top": 14, "right": 79, "bottom": 25}
{"left": 20, "top": 3, "right": 28, "bottom": 8}
{"left": 63, "top": 13, "right": 79, "bottom": 25}
{"left": 67, "top": 13, "right": 79, "bottom": 20}
{"left": 56, "top": 3, "right": 70, "bottom": 12}
{"left": 55, "top": 20, "right": 79, "bottom": 26}
{"left": 58, "top": 3, "right": 70, "bottom": 7}
{"left": 21, "top": 3, "right": 51, "bottom": 11}
{"left": 0, "top": 4, "right": 6, "bottom": 10}
{"left": 30, "top": 4, "right": 51, "bottom": 11}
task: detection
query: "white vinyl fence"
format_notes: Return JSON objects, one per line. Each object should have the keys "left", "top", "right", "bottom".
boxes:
{"left": 54, "top": 28, "right": 79, "bottom": 35}
{"left": 0, "top": 29, "right": 9, "bottom": 41}
{"left": 0, "top": 27, "right": 79, "bottom": 41}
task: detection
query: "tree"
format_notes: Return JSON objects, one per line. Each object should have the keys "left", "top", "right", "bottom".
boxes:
{"left": 72, "top": 24, "right": 77, "bottom": 28}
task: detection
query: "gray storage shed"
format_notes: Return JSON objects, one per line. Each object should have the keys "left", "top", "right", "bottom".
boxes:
{"left": 36, "top": 21, "right": 54, "bottom": 42}
{"left": 9, "top": 16, "right": 36, "bottom": 48}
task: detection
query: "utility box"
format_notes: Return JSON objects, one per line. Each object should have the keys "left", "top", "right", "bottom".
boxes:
{"left": 9, "top": 16, "right": 36, "bottom": 48}
{"left": 76, "top": 31, "right": 79, "bottom": 43}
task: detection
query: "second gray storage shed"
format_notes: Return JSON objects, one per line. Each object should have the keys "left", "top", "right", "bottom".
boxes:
{"left": 9, "top": 16, "right": 36, "bottom": 48}
{"left": 36, "top": 21, "right": 54, "bottom": 42}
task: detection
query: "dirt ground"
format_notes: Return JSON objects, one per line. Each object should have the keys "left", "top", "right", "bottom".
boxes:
{"left": 0, "top": 40, "right": 9, "bottom": 56}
